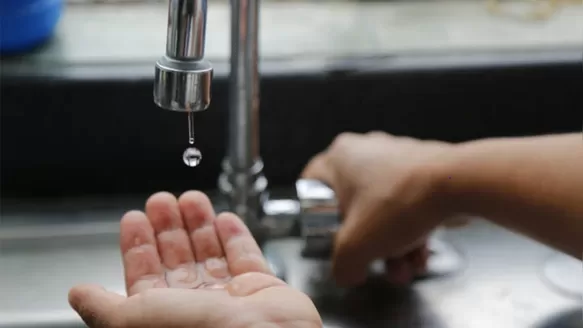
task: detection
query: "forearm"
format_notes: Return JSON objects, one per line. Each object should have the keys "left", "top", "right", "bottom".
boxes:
{"left": 436, "top": 133, "right": 583, "bottom": 257}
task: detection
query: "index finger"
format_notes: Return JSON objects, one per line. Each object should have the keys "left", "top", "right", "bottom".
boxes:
{"left": 301, "top": 152, "right": 338, "bottom": 191}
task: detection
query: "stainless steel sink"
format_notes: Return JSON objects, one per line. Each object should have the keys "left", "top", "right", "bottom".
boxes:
{"left": 0, "top": 195, "right": 580, "bottom": 328}
{"left": 264, "top": 227, "right": 581, "bottom": 328}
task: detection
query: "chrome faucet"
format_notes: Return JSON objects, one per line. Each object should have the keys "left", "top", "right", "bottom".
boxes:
{"left": 153, "top": 0, "right": 212, "bottom": 114}
{"left": 152, "top": 1, "right": 462, "bottom": 279}
{"left": 154, "top": 0, "right": 279, "bottom": 243}
{"left": 152, "top": 0, "right": 340, "bottom": 253}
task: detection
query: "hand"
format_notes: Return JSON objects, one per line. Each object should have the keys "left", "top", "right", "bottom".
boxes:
{"left": 69, "top": 191, "right": 322, "bottom": 328}
{"left": 302, "top": 132, "right": 456, "bottom": 287}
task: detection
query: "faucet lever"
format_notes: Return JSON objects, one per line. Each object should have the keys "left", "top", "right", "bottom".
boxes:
{"left": 295, "top": 179, "right": 339, "bottom": 258}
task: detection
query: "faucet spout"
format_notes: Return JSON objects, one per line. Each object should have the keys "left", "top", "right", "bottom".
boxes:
{"left": 154, "top": 0, "right": 213, "bottom": 113}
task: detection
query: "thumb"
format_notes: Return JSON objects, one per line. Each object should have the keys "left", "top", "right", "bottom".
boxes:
{"left": 68, "top": 284, "right": 125, "bottom": 328}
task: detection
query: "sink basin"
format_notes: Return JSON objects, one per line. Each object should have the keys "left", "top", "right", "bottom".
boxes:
{"left": 0, "top": 196, "right": 580, "bottom": 328}
{"left": 534, "top": 309, "right": 583, "bottom": 328}
{"left": 263, "top": 222, "right": 581, "bottom": 328}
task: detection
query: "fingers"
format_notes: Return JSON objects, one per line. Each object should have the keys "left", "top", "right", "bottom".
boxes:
{"left": 332, "top": 213, "right": 373, "bottom": 286}
{"left": 146, "top": 192, "right": 195, "bottom": 269}
{"left": 179, "top": 191, "right": 229, "bottom": 279}
{"left": 384, "top": 245, "right": 429, "bottom": 285}
{"left": 408, "top": 244, "right": 430, "bottom": 276}
{"left": 68, "top": 284, "right": 125, "bottom": 328}
{"left": 334, "top": 206, "right": 430, "bottom": 287}
{"left": 215, "top": 212, "right": 271, "bottom": 276}
{"left": 332, "top": 196, "right": 387, "bottom": 286}
{"left": 301, "top": 152, "right": 337, "bottom": 189}
{"left": 384, "top": 259, "right": 413, "bottom": 286}
{"left": 178, "top": 191, "right": 222, "bottom": 261}
{"left": 301, "top": 152, "right": 352, "bottom": 214}
{"left": 120, "top": 211, "right": 166, "bottom": 296}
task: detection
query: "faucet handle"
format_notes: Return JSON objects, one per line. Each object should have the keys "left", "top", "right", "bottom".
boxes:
{"left": 295, "top": 179, "right": 340, "bottom": 258}
{"left": 295, "top": 179, "right": 465, "bottom": 277}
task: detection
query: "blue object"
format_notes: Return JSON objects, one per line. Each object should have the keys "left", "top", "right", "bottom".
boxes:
{"left": 0, "top": 0, "right": 63, "bottom": 54}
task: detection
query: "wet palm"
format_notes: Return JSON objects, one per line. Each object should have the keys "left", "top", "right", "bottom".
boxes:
{"left": 69, "top": 191, "right": 321, "bottom": 328}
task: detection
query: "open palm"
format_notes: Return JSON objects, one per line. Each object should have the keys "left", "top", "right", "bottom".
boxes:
{"left": 69, "top": 191, "right": 321, "bottom": 328}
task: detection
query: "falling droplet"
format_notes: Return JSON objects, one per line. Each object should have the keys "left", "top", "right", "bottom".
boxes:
{"left": 188, "top": 111, "right": 195, "bottom": 145}
{"left": 183, "top": 147, "right": 202, "bottom": 167}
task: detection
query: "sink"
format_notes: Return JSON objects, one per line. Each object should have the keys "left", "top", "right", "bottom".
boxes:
{"left": 263, "top": 221, "right": 581, "bottom": 328}
{"left": 0, "top": 224, "right": 125, "bottom": 328}
{"left": 534, "top": 309, "right": 583, "bottom": 328}
{"left": 0, "top": 196, "right": 580, "bottom": 328}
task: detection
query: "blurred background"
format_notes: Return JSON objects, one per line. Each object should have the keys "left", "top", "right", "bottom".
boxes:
{"left": 4, "top": 0, "right": 583, "bottom": 66}
{"left": 1, "top": 1, "right": 581, "bottom": 210}
{"left": 1, "top": 0, "right": 582, "bottom": 199}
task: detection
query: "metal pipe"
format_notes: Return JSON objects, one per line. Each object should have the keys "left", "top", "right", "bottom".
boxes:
{"left": 217, "top": 0, "right": 266, "bottom": 234}
{"left": 166, "top": 0, "right": 208, "bottom": 60}
{"left": 228, "top": 0, "right": 260, "bottom": 171}
{"left": 156, "top": 0, "right": 266, "bottom": 234}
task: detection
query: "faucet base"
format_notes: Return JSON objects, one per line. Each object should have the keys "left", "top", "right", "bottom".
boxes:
{"left": 218, "top": 159, "right": 269, "bottom": 243}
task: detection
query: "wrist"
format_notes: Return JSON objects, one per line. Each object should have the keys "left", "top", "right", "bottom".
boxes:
{"left": 389, "top": 143, "right": 460, "bottom": 230}
{"left": 427, "top": 137, "right": 513, "bottom": 219}
{"left": 420, "top": 142, "right": 472, "bottom": 220}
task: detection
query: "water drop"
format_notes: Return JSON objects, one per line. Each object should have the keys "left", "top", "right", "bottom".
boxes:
{"left": 183, "top": 147, "right": 202, "bottom": 167}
